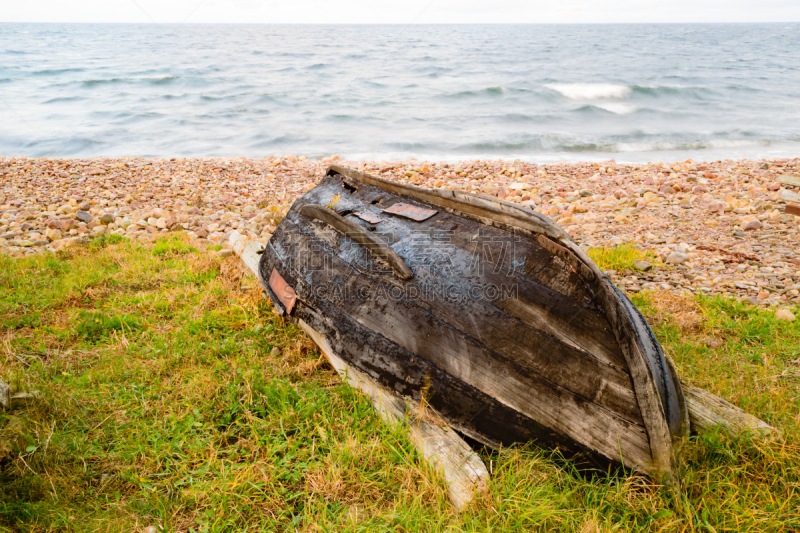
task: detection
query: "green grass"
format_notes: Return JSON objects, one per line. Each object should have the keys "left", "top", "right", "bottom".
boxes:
{"left": 1, "top": 239, "right": 798, "bottom": 532}
{"left": 588, "top": 243, "right": 661, "bottom": 272}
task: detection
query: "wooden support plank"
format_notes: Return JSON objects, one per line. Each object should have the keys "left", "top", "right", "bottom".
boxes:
{"left": 228, "top": 231, "right": 490, "bottom": 510}
{"left": 682, "top": 382, "right": 779, "bottom": 438}
{"left": 0, "top": 380, "right": 40, "bottom": 409}
{"left": 0, "top": 380, "right": 10, "bottom": 409}
{"left": 229, "top": 230, "right": 263, "bottom": 275}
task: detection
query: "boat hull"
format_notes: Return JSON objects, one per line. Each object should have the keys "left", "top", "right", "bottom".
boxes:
{"left": 259, "top": 165, "right": 688, "bottom": 479}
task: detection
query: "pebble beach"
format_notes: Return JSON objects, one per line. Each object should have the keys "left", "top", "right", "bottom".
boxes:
{"left": 1, "top": 155, "right": 799, "bottom": 311}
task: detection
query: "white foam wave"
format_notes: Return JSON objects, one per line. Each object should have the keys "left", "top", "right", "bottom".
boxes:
{"left": 593, "top": 102, "right": 638, "bottom": 114}
{"left": 614, "top": 139, "right": 766, "bottom": 152}
{"left": 546, "top": 83, "right": 631, "bottom": 100}
{"left": 138, "top": 75, "right": 177, "bottom": 80}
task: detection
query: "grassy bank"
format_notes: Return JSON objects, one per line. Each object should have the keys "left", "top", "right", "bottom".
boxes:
{"left": 0, "top": 236, "right": 798, "bottom": 532}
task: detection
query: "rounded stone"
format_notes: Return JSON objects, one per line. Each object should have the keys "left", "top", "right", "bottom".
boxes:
{"left": 666, "top": 252, "right": 689, "bottom": 265}
{"left": 743, "top": 220, "right": 762, "bottom": 231}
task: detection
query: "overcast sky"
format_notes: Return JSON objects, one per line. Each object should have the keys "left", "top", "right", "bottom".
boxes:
{"left": 2, "top": 0, "right": 800, "bottom": 24}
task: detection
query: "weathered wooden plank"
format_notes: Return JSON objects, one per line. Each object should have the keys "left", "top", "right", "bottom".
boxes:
{"left": 565, "top": 240, "right": 684, "bottom": 483}
{"left": 293, "top": 298, "right": 614, "bottom": 463}
{"left": 297, "top": 179, "right": 623, "bottom": 369}
{"left": 0, "top": 380, "right": 11, "bottom": 409}
{"left": 299, "top": 204, "right": 413, "bottom": 280}
{"left": 319, "top": 279, "right": 652, "bottom": 466}
{"left": 0, "top": 380, "right": 40, "bottom": 409}
{"left": 276, "top": 214, "right": 640, "bottom": 421}
{"left": 322, "top": 178, "right": 596, "bottom": 304}
{"left": 229, "top": 230, "right": 263, "bottom": 275}
{"left": 682, "top": 383, "right": 779, "bottom": 438}
{"left": 229, "top": 231, "right": 490, "bottom": 510}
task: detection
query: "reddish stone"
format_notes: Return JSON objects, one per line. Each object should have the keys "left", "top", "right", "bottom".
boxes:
{"left": 743, "top": 220, "right": 762, "bottom": 231}
{"left": 785, "top": 203, "right": 800, "bottom": 217}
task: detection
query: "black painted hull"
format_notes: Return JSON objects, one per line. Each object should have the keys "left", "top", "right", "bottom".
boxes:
{"left": 259, "top": 166, "right": 688, "bottom": 479}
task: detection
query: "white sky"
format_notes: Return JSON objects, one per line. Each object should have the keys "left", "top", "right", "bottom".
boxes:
{"left": 2, "top": 0, "right": 800, "bottom": 24}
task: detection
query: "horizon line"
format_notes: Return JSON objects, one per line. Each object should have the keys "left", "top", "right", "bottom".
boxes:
{"left": 3, "top": 21, "right": 800, "bottom": 25}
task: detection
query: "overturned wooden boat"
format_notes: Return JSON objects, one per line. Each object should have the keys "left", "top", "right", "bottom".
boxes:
{"left": 258, "top": 164, "right": 689, "bottom": 481}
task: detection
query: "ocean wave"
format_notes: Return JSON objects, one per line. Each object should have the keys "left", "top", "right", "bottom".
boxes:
{"left": 595, "top": 139, "right": 771, "bottom": 153}
{"left": 42, "top": 96, "right": 86, "bottom": 104}
{"left": 549, "top": 83, "right": 715, "bottom": 102}
{"left": 32, "top": 67, "right": 86, "bottom": 76}
{"left": 138, "top": 75, "right": 178, "bottom": 84}
{"left": 82, "top": 78, "right": 122, "bottom": 87}
{"left": 81, "top": 75, "right": 177, "bottom": 87}
{"left": 388, "top": 137, "right": 775, "bottom": 156}
{"left": 546, "top": 83, "right": 631, "bottom": 100}
{"left": 328, "top": 114, "right": 386, "bottom": 124}
{"left": 498, "top": 113, "right": 542, "bottom": 123}
{"left": 578, "top": 102, "right": 639, "bottom": 115}
{"left": 636, "top": 85, "right": 721, "bottom": 101}
{"left": 440, "top": 86, "right": 526, "bottom": 100}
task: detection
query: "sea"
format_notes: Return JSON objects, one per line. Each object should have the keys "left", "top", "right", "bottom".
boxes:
{"left": 1, "top": 23, "right": 799, "bottom": 163}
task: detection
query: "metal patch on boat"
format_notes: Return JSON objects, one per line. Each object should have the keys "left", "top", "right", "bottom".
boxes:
{"left": 352, "top": 211, "right": 383, "bottom": 224}
{"left": 269, "top": 268, "right": 297, "bottom": 314}
{"left": 383, "top": 203, "right": 437, "bottom": 222}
